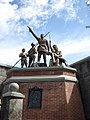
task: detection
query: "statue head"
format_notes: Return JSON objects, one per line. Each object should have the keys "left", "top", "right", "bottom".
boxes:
{"left": 40, "top": 34, "right": 44, "bottom": 39}
{"left": 22, "top": 48, "right": 25, "bottom": 52}
{"left": 31, "top": 43, "right": 35, "bottom": 47}
{"left": 53, "top": 45, "right": 58, "bottom": 50}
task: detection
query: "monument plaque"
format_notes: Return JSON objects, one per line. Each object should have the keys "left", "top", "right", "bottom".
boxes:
{"left": 28, "top": 87, "right": 42, "bottom": 109}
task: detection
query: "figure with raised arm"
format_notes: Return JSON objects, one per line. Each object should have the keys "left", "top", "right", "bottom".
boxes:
{"left": 28, "top": 27, "right": 49, "bottom": 66}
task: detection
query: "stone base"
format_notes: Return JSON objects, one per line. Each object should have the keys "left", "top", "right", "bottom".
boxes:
{"left": 31, "top": 63, "right": 47, "bottom": 67}
{"left": 2, "top": 66, "right": 85, "bottom": 120}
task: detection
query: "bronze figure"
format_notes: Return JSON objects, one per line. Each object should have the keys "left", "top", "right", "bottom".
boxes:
{"left": 28, "top": 27, "right": 49, "bottom": 66}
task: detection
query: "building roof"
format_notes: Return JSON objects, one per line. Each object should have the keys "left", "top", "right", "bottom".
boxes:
{"left": 70, "top": 56, "right": 90, "bottom": 66}
{"left": 0, "top": 63, "right": 12, "bottom": 69}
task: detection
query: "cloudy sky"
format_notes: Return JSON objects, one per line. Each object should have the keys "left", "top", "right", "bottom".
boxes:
{"left": 0, "top": 0, "right": 90, "bottom": 67}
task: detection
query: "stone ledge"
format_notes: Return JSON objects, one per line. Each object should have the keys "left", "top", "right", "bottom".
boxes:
{"left": 7, "top": 66, "right": 76, "bottom": 73}
{"left": 6, "top": 66, "right": 76, "bottom": 79}
{"left": 4, "top": 75, "right": 78, "bottom": 84}
{"left": 2, "top": 91, "right": 25, "bottom": 98}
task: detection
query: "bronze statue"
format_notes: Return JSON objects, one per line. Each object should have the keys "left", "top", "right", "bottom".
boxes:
{"left": 28, "top": 27, "right": 49, "bottom": 66}
{"left": 51, "top": 44, "right": 62, "bottom": 66}
{"left": 27, "top": 43, "right": 37, "bottom": 67}
{"left": 19, "top": 48, "right": 27, "bottom": 68}
{"left": 49, "top": 41, "right": 68, "bottom": 66}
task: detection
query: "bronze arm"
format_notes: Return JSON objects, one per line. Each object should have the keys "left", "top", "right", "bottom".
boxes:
{"left": 27, "top": 26, "right": 39, "bottom": 42}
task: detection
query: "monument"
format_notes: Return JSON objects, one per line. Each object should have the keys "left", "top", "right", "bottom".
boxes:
{"left": 1, "top": 65, "right": 85, "bottom": 120}
{"left": 0, "top": 27, "right": 85, "bottom": 120}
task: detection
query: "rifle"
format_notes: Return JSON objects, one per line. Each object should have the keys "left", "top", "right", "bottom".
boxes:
{"left": 11, "top": 58, "right": 21, "bottom": 69}
{"left": 11, "top": 27, "right": 50, "bottom": 69}
{"left": 44, "top": 32, "right": 50, "bottom": 37}
{"left": 11, "top": 42, "right": 38, "bottom": 69}
{"left": 49, "top": 40, "right": 53, "bottom": 52}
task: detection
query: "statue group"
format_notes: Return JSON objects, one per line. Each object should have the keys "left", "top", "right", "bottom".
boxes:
{"left": 19, "top": 27, "right": 68, "bottom": 68}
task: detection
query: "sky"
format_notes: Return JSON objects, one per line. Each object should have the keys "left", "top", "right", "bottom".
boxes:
{"left": 0, "top": 0, "right": 90, "bottom": 67}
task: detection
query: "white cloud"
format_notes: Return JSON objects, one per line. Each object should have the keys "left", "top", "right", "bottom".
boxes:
{"left": 0, "top": 3, "right": 17, "bottom": 21}
{"left": 62, "top": 0, "right": 79, "bottom": 21}
{"left": 0, "top": 2, "right": 18, "bottom": 39}
{"left": 0, "top": 0, "right": 79, "bottom": 34}
{"left": 0, "top": 0, "right": 79, "bottom": 41}
{"left": 0, "top": 0, "right": 84, "bottom": 66}
{"left": 50, "top": 0, "right": 65, "bottom": 12}
{"left": 35, "top": 0, "right": 48, "bottom": 5}
{"left": 60, "top": 38, "right": 90, "bottom": 55}
{"left": 0, "top": 0, "right": 13, "bottom": 3}
{"left": 0, "top": 0, "right": 79, "bottom": 39}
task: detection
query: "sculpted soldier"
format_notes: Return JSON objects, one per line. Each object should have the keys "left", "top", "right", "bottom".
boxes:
{"left": 27, "top": 43, "right": 37, "bottom": 67}
{"left": 51, "top": 44, "right": 62, "bottom": 66}
{"left": 19, "top": 48, "right": 27, "bottom": 68}
{"left": 28, "top": 27, "right": 49, "bottom": 66}
{"left": 49, "top": 41, "right": 68, "bottom": 66}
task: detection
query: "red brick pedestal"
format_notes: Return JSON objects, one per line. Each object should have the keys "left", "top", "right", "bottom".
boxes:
{"left": 3, "top": 66, "right": 85, "bottom": 120}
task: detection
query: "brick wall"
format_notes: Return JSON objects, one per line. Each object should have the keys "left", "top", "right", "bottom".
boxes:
{"left": 18, "top": 81, "right": 85, "bottom": 120}
{"left": 71, "top": 56, "right": 90, "bottom": 120}
{"left": 2, "top": 67, "right": 85, "bottom": 120}
{"left": 65, "top": 82, "right": 85, "bottom": 120}
{"left": 0, "top": 65, "right": 11, "bottom": 84}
